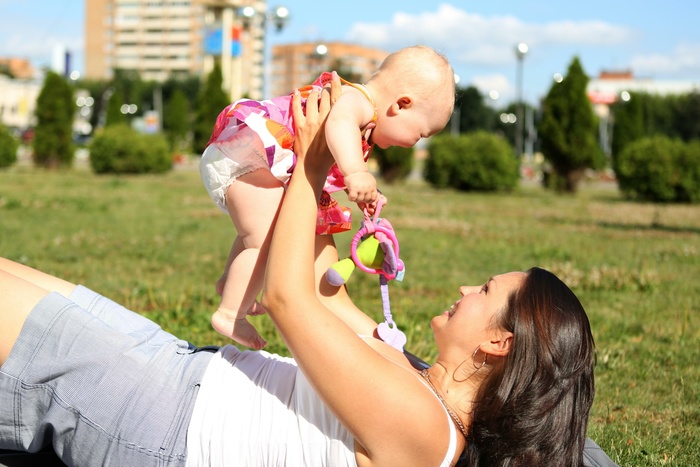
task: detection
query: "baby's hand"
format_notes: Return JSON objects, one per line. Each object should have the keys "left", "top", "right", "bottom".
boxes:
{"left": 344, "top": 172, "right": 378, "bottom": 204}
{"left": 357, "top": 193, "right": 388, "bottom": 216}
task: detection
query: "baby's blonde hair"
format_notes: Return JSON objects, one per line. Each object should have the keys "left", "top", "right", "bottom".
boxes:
{"left": 369, "top": 45, "right": 455, "bottom": 113}
{"left": 372, "top": 46, "right": 453, "bottom": 92}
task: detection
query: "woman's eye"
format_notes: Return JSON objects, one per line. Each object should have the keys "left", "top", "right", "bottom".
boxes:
{"left": 481, "top": 283, "right": 489, "bottom": 294}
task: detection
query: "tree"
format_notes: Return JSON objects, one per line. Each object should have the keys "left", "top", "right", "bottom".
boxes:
{"left": 164, "top": 88, "right": 191, "bottom": 153}
{"left": 32, "top": 71, "right": 75, "bottom": 168}
{"left": 331, "top": 58, "right": 363, "bottom": 84}
{"left": 193, "top": 63, "right": 230, "bottom": 154}
{"left": 454, "top": 86, "right": 497, "bottom": 134}
{"left": 373, "top": 145, "right": 414, "bottom": 183}
{"left": 610, "top": 93, "right": 645, "bottom": 170}
{"left": 538, "top": 57, "right": 601, "bottom": 192}
{"left": 674, "top": 92, "right": 700, "bottom": 142}
{"left": 0, "top": 123, "right": 18, "bottom": 168}
{"left": 104, "top": 90, "right": 127, "bottom": 127}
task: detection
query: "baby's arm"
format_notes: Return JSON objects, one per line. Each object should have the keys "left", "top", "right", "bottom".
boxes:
{"left": 324, "top": 88, "right": 378, "bottom": 204}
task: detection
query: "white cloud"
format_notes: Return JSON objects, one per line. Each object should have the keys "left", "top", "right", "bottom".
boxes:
{"left": 629, "top": 43, "right": 700, "bottom": 78}
{"left": 470, "top": 73, "right": 512, "bottom": 100}
{"left": 346, "top": 3, "right": 636, "bottom": 68}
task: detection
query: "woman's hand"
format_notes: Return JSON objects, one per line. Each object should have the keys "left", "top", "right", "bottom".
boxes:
{"left": 292, "top": 71, "right": 341, "bottom": 175}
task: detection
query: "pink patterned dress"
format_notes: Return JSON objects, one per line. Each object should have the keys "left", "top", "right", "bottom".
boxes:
{"left": 200, "top": 72, "right": 376, "bottom": 235}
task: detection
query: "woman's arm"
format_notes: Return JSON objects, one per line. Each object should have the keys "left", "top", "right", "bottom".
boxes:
{"left": 312, "top": 234, "right": 380, "bottom": 336}
{"left": 263, "top": 78, "right": 448, "bottom": 466}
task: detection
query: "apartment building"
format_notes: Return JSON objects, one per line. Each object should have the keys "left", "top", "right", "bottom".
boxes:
{"left": 0, "top": 57, "right": 35, "bottom": 80}
{"left": 270, "top": 42, "right": 388, "bottom": 96}
{"left": 84, "top": 1, "right": 389, "bottom": 101}
{"left": 0, "top": 75, "right": 41, "bottom": 130}
{"left": 85, "top": 0, "right": 205, "bottom": 81}
{"left": 84, "top": 0, "right": 267, "bottom": 100}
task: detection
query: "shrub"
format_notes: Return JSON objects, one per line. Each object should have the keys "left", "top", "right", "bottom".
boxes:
{"left": 0, "top": 124, "right": 18, "bottom": 168}
{"left": 677, "top": 140, "right": 700, "bottom": 202}
{"left": 372, "top": 145, "right": 414, "bottom": 183}
{"left": 424, "top": 132, "right": 519, "bottom": 191}
{"left": 615, "top": 135, "right": 689, "bottom": 202}
{"left": 423, "top": 135, "right": 462, "bottom": 188}
{"left": 89, "top": 125, "right": 172, "bottom": 174}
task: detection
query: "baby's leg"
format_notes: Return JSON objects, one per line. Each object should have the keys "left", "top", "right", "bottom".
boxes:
{"left": 212, "top": 169, "right": 285, "bottom": 349}
{"left": 215, "top": 236, "right": 243, "bottom": 296}
{"left": 216, "top": 237, "right": 267, "bottom": 314}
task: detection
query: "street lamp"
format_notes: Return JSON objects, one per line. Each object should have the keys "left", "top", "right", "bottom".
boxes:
{"left": 239, "top": 5, "right": 290, "bottom": 99}
{"left": 514, "top": 42, "right": 528, "bottom": 158}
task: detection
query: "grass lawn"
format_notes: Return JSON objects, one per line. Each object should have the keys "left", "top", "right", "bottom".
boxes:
{"left": 1, "top": 162, "right": 698, "bottom": 465}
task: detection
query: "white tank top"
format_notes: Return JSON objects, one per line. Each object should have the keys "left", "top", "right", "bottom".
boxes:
{"left": 186, "top": 345, "right": 458, "bottom": 466}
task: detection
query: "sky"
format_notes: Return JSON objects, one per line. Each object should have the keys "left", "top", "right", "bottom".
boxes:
{"left": 1, "top": 0, "right": 699, "bottom": 105}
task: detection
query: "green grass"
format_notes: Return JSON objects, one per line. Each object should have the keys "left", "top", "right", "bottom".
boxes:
{"left": 1, "top": 163, "right": 699, "bottom": 466}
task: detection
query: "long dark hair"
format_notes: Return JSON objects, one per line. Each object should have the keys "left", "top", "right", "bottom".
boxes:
{"left": 462, "top": 267, "right": 596, "bottom": 466}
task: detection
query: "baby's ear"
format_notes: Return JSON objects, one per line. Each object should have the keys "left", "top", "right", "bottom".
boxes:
{"left": 396, "top": 96, "right": 413, "bottom": 109}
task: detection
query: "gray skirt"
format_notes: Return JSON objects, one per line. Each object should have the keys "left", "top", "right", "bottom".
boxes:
{"left": 0, "top": 286, "right": 215, "bottom": 467}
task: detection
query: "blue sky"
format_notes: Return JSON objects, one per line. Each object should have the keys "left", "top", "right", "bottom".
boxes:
{"left": 1, "top": 0, "right": 698, "bottom": 104}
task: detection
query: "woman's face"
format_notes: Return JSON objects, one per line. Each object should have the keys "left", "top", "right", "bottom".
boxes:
{"left": 431, "top": 271, "right": 526, "bottom": 354}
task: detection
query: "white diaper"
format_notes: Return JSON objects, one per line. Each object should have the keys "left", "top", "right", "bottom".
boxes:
{"left": 199, "top": 142, "right": 270, "bottom": 213}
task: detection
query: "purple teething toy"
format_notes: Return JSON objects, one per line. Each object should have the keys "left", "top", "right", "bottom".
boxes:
{"left": 328, "top": 199, "right": 407, "bottom": 352}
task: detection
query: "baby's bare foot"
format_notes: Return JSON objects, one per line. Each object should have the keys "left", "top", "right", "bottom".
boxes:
{"left": 247, "top": 300, "right": 267, "bottom": 316}
{"left": 211, "top": 308, "right": 267, "bottom": 349}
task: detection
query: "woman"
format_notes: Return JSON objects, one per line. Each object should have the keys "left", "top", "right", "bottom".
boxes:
{"left": 0, "top": 76, "right": 597, "bottom": 466}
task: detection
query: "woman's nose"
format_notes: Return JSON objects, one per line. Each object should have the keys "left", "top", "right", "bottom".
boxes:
{"left": 459, "top": 285, "right": 480, "bottom": 296}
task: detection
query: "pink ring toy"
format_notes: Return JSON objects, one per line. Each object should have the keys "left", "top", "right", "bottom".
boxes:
{"left": 350, "top": 225, "right": 401, "bottom": 279}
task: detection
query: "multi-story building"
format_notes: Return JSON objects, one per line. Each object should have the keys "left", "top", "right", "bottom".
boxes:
{"left": 85, "top": 0, "right": 206, "bottom": 82}
{"left": 0, "top": 57, "right": 35, "bottom": 80}
{"left": 270, "top": 42, "right": 388, "bottom": 96}
{"left": 84, "top": 2, "right": 389, "bottom": 101}
{"left": 84, "top": 0, "right": 270, "bottom": 100}
{"left": 0, "top": 75, "right": 41, "bottom": 130}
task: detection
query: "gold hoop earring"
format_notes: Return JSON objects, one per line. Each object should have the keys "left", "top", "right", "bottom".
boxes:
{"left": 472, "top": 346, "right": 487, "bottom": 370}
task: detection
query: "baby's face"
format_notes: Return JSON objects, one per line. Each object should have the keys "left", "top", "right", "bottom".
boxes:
{"left": 372, "top": 99, "right": 453, "bottom": 149}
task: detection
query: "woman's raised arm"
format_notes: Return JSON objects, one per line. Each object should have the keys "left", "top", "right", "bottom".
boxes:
{"left": 262, "top": 75, "right": 450, "bottom": 466}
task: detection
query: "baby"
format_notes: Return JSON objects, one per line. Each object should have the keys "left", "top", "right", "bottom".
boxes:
{"left": 200, "top": 45, "right": 455, "bottom": 348}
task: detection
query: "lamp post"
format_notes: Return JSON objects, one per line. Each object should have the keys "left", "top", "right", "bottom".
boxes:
{"left": 240, "top": 5, "right": 289, "bottom": 99}
{"left": 514, "top": 42, "right": 528, "bottom": 158}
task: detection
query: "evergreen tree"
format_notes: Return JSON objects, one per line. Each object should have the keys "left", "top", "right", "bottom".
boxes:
{"left": 164, "top": 88, "right": 191, "bottom": 153}
{"left": 455, "top": 86, "right": 497, "bottom": 134}
{"left": 33, "top": 71, "right": 75, "bottom": 168}
{"left": 538, "top": 57, "right": 601, "bottom": 192}
{"left": 0, "top": 123, "right": 18, "bottom": 168}
{"left": 674, "top": 92, "right": 700, "bottom": 142}
{"left": 105, "top": 91, "right": 127, "bottom": 127}
{"left": 493, "top": 102, "right": 519, "bottom": 148}
{"left": 331, "top": 59, "right": 363, "bottom": 84}
{"left": 610, "top": 93, "right": 645, "bottom": 168}
{"left": 193, "top": 63, "right": 230, "bottom": 154}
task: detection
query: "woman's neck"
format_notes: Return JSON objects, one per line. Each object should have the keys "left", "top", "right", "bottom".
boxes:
{"left": 423, "top": 362, "right": 482, "bottom": 428}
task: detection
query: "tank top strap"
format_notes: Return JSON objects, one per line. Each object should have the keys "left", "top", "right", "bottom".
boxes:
{"left": 339, "top": 78, "right": 377, "bottom": 125}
